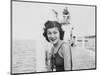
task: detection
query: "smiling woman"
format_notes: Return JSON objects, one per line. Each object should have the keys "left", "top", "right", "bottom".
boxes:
{"left": 12, "top": 0, "right": 96, "bottom": 74}
{"left": 47, "top": 27, "right": 60, "bottom": 45}
{"left": 43, "top": 21, "right": 72, "bottom": 71}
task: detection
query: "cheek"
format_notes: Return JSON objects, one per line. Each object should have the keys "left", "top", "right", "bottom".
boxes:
{"left": 57, "top": 32, "right": 60, "bottom": 38}
{"left": 47, "top": 35, "right": 50, "bottom": 39}
{"left": 58, "top": 35, "right": 60, "bottom": 39}
{"left": 47, "top": 35, "right": 51, "bottom": 40}
{"left": 54, "top": 33, "right": 60, "bottom": 40}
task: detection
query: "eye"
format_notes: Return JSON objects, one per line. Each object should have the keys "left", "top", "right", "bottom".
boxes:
{"left": 53, "top": 31, "right": 57, "bottom": 34}
{"left": 47, "top": 32, "right": 51, "bottom": 35}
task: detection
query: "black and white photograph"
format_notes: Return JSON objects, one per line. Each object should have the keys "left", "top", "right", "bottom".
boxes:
{"left": 11, "top": 0, "right": 96, "bottom": 74}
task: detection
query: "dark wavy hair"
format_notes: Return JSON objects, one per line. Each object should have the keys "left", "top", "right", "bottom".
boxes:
{"left": 43, "top": 20, "right": 64, "bottom": 42}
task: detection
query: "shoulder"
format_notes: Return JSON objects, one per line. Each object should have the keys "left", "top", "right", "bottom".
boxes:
{"left": 61, "top": 41, "right": 71, "bottom": 53}
{"left": 61, "top": 42, "right": 70, "bottom": 49}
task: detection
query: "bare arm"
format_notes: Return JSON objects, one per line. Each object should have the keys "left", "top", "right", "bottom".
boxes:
{"left": 62, "top": 43, "right": 72, "bottom": 70}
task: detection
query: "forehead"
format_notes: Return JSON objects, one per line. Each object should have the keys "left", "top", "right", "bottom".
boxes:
{"left": 47, "top": 27, "right": 59, "bottom": 32}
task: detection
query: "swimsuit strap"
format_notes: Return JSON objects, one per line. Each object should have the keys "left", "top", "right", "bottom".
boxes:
{"left": 57, "top": 42, "right": 67, "bottom": 54}
{"left": 56, "top": 42, "right": 73, "bottom": 70}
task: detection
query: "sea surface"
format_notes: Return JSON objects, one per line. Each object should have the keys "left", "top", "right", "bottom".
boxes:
{"left": 12, "top": 40, "right": 37, "bottom": 73}
{"left": 12, "top": 40, "right": 96, "bottom": 73}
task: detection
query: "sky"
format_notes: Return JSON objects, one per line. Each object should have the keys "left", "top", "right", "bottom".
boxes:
{"left": 12, "top": 1, "right": 95, "bottom": 41}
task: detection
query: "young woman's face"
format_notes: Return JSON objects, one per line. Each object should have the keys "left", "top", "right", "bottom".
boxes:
{"left": 47, "top": 27, "right": 60, "bottom": 45}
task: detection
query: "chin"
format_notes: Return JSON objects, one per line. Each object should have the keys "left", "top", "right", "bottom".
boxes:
{"left": 50, "top": 40, "right": 58, "bottom": 45}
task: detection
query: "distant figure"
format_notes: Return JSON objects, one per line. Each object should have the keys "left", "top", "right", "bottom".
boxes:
{"left": 71, "top": 36, "right": 76, "bottom": 47}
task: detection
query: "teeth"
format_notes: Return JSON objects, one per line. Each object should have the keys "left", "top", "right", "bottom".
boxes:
{"left": 51, "top": 40, "right": 54, "bottom": 41}
{"left": 51, "top": 39, "right": 56, "bottom": 41}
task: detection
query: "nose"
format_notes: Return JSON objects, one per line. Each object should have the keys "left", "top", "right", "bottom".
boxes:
{"left": 50, "top": 33, "right": 55, "bottom": 38}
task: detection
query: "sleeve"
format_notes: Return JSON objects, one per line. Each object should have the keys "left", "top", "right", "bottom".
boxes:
{"left": 62, "top": 43, "right": 72, "bottom": 70}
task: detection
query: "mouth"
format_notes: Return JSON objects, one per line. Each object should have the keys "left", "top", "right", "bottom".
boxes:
{"left": 50, "top": 38, "right": 56, "bottom": 42}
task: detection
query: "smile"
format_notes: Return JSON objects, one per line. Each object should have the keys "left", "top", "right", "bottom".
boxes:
{"left": 50, "top": 38, "right": 56, "bottom": 42}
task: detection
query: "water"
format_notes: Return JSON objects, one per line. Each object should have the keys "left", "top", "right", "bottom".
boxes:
{"left": 71, "top": 46, "right": 95, "bottom": 70}
{"left": 12, "top": 40, "right": 96, "bottom": 73}
{"left": 12, "top": 40, "right": 37, "bottom": 73}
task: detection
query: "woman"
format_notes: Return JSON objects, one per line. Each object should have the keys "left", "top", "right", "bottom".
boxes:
{"left": 43, "top": 20, "right": 72, "bottom": 72}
